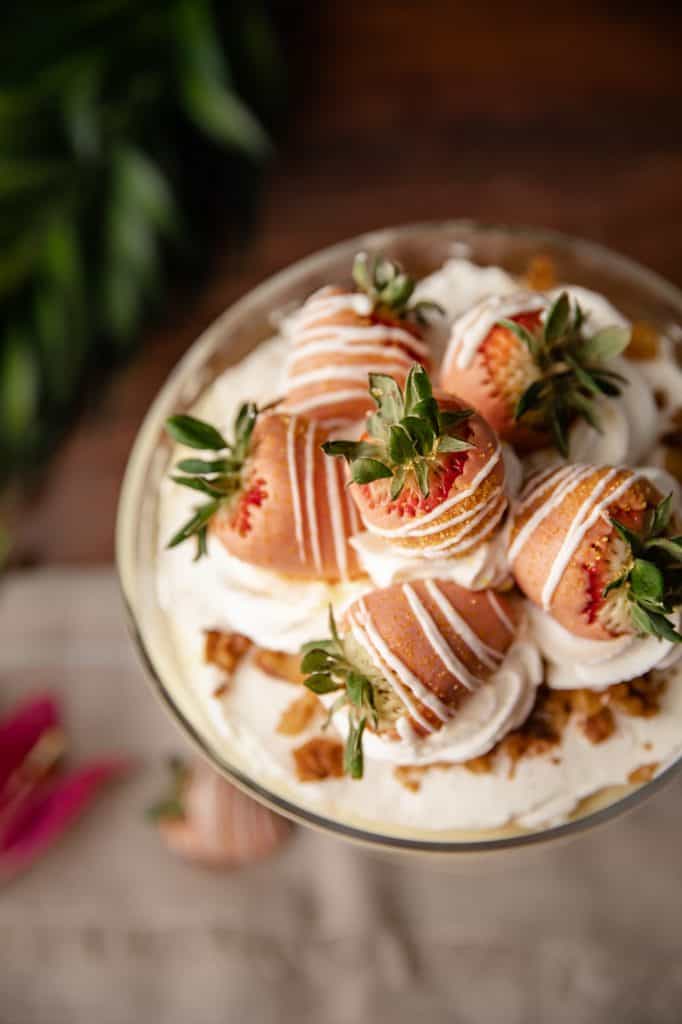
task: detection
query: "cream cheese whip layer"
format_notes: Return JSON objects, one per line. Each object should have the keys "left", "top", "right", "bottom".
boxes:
{"left": 156, "top": 257, "right": 682, "bottom": 831}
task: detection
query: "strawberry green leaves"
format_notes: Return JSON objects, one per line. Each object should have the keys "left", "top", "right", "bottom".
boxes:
{"left": 352, "top": 252, "right": 444, "bottom": 324}
{"left": 300, "top": 609, "right": 377, "bottom": 779}
{"left": 499, "top": 292, "right": 631, "bottom": 457}
{"left": 607, "top": 494, "right": 682, "bottom": 643}
{"left": 322, "top": 365, "right": 474, "bottom": 500}
{"left": 165, "top": 403, "right": 258, "bottom": 560}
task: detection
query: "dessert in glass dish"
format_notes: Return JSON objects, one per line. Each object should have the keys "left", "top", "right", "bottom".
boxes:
{"left": 118, "top": 223, "right": 682, "bottom": 852}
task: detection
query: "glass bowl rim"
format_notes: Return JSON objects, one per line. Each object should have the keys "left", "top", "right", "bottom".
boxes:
{"left": 116, "top": 218, "right": 682, "bottom": 856}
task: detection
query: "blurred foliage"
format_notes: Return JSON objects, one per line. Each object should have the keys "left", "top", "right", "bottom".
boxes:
{"left": 0, "top": 0, "right": 283, "bottom": 489}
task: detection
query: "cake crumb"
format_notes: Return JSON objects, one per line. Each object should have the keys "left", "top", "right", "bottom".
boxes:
{"left": 204, "top": 630, "right": 251, "bottom": 673}
{"left": 626, "top": 320, "right": 660, "bottom": 361}
{"left": 394, "top": 767, "right": 422, "bottom": 792}
{"left": 276, "top": 692, "right": 322, "bottom": 736}
{"left": 581, "top": 707, "right": 615, "bottom": 744}
{"left": 524, "top": 254, "right": 556, "bottom": 291}
{"left": 293, "top": 737, "right": 344, "bottom": 781}
{"left": 463, "top": 752, "right": 495, "bottom": 775}
{"left": 628, "top": 763, "right": 659, "bottom": 784}
{"left": 607, "top": 675, "right": 666, "bottom": 717}
{"left": 254, "top": 648, "right": 305, "bottom": 685}
{"left": 212, "top": 682, "right": 230, "bottom": 699}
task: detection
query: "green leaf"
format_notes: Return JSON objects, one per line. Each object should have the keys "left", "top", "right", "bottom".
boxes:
{"left": 549, "top": 404, "right": 570, "bottom": 459}
{"left": 630, "top": 604, "right": 682, "bottom": 644}
{"left": 346, "top": 672, "right": 371, "bottom": 707}
{"left": 514, "top": 379, "right": 547, "bottom": 421}
{"left": 498, "top": 318, "right": 539, "bottom": 357}
{"left": 344, "top": 717, "right": 366, "bottom": 779}
{"left": 329, "top": 606, "right": 342, "bottom": 648}
{"left": 611, "top": 517, "right": 643, "bottom": 554}
{"left": 176, "top": 458, "right": 240, "bottom": 475}
{"left": 390, "top": 467, "right": 407, "bottom": 501}
{"left": 0, "top": 330, "right": 38, "bottom": 440}
{"left": 388, "top": 424, "right": 416, "bottom": 464}
{"left": 369, "top": 373, "right": 404, "bottom": 422}
{"left": 544, "top": 291, "right": 571, "bottom": 345}
{"left": 563, "top": 355, "right": 601, "bottom": 396}
{"left": 350, "top": 458, "right": 393, "bottom": 485}
{"left": 166, "top": 414, "right": 227, "bottom": 450}
{"left": 437, "top": 435, "right": 474, "bottom": 454}
{"left": 301, "top": 648, "right": 334, "bottom": 674}
{"left": 645, "top": 537, "right": 682, "bottom": 561}
{"left": 179, "top": 76, "right": 270, "bottom": 159}
{"left": 402, "top": 415, "right": 435, "bottom": 454}
{"left": 603, "top": 572, "right": 628, "bottom": 596}
{"left": 170, "top": 475, "right": 225, "bottom": 498}
{"left": 439, "top": 408, "right": 474, "bottom": 429}
{"left": 233, "top": 402, "right": 258, "bottom": 457}
{"left": 414, "top": 459, "right": 430, "bottom": 497}
{"left": 569, "top": 392, "right": 603, "bottom": 433}
{"left": 651, "top": 494, "right": 674, "bottom": 538}
{"left": 630, "top": 559, "right": 664, "bottom": 602}
{"left": 304, "top": 673, "right": 343, "bottom": 695}
{"left": 577, "top": 325, "right": 630, "bottom": 363}
{"left": 194, "top": 526, "right": 208, "bottom": 562}
{"left": 167, "top": 501, "right": 220, "bottom": 549}
{"left": 352, "top": 252, "right": 372, "bottom": 293}
{"left": 404, "top": 364, "right": 433, "bottom": 411}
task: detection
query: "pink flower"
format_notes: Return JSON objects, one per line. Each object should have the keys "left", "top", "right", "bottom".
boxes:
{"left": 0, "top": 694, "right": 130, "bottom": 882}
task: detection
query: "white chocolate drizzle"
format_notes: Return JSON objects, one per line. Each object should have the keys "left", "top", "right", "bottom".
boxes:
{"left": 444, "top": 291, "right": 548, "bottom": 372}
{"left": 424, "top": 580, "right": 504, "bottom": 668}
{"left": 402, "top": 584, "right": 483, "bottom": 689}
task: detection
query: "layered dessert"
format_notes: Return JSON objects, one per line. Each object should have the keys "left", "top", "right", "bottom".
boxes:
{"left": 156, "top": 248, "right": 682, "bottom": 836}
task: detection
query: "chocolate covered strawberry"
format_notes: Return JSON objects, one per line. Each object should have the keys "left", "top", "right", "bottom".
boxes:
{"left": 300, "top": 582, "right": 520, "bottom": 776}
{"left": 150, "top": 757, "right": 291, "bottom": 868}
{"left": 165, "top": 405, "right": 361, "bottom": 580}
{"left": 281, "top": 253, "right": 438, "bottom": 425}
{"left": 322, "top": 365, "right": 507, "bottom": 558}
{"left": 440, "top": 290, "right": 630, "bottom": 454}
{"left": 509, "top": 464, "right": 682, "bottom": 642}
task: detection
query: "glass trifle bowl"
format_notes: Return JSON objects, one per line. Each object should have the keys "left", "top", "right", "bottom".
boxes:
{"left": 117, "top": 221, "right": 682, "bottom": 856}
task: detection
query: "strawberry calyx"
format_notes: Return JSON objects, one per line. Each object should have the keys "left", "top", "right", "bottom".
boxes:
{"left": 146, "top": 757, "right": 188, "bottom": 822}
{"left": 300, "top": 608, "right": 378, "bottom": 779}
{"left": 352, "top": 252, "right": 443, "bottom": 326}
{"left": 498, "top": 291, "right": 631, "bottom": 457}
{"left": 165, "top": 403, "right": 258, "bottom": 560}
{"left": 323, "top": 365, "right": 475, "bottom": 501}
{"left": 605, "top": 493, "right": 682, "bottom": 643}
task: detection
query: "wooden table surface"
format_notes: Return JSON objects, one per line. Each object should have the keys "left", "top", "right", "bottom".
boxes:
{"left": 14, "top": 2, "right": 682, "bottom": 565}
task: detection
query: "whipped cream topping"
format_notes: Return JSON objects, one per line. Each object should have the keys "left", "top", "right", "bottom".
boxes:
{"left": 156, "top": 257, "right": 682, "bottom": 834}
{"left": 529, "top": 605, "right": 682, "bottom": 689}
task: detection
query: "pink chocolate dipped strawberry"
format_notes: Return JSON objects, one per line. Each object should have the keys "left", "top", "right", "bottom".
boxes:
{"left": 281, "top": 253, "right": 437, "bottom": 425}
{"left": 165, "top": 405, "right": 361, "bottom": 581}
{"left": 509, "top": 464, "right": 682, "bottom": 643}
{"left": 440, "top": 290, "right": 631, "bottom": 455}
{"left": 150, "top": 758, "right": 292, "bottom": 868}
{"left": 300, "top": 583, "right": 521, "bottom": 776}
{"left": 323, "top": 365, "right": 507, "bottom": 559}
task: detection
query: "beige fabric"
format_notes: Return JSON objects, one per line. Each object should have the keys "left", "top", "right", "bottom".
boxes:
{"left": 2, "top": 569, "right": 682, "bottom": 1024}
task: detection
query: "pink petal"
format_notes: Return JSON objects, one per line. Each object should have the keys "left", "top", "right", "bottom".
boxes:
{"left": 0, "top": 758, "right": 131, "bottom": 880}
{"left": 0, "top": 694, "right": 60, "bottom": 793}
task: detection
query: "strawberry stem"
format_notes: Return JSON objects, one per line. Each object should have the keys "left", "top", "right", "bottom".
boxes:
{"left": 165, "top": 403, "right": 258, "bottom": 559}
{"left": 499, "top": 292, "right": 631, "bottom": 456}
{"left": 322, "top": 365, "right": 474, "bottom": 499}
{"left": 352, "top": 252, "right": 443, "bottom": 325}
{"left": 607, "top": 494, "right": 682, "bottom": 643}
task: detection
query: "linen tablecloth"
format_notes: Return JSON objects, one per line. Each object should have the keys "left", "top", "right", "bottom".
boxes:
{"left": 2, "top": 569, "right": 682, "bottom": 1024}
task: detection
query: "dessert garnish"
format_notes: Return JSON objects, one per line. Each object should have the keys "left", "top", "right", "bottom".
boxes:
{"left": 510, "top": 464, "right": 682, "bottom": 642}
{"left": 300, "top": 608, "right": 378, "bottom": 778}
{"left": 1, "top": 694, "right": 129, "bottom": 881}
{"left": 166, "top": 405, "right": 361, "bottom": 579}
{"left": 323, "top": 365, "right": 507, "bottom": 556}
{"left": 441, "top": 290, "right": 630, "bottom": 455}
{"left": 166, "top": 402, "right": 258, "bottom": 560}
{"left": 300, "top": 582, "right": 519, "bottom": 776}
{"left": 282, "top": 253, "right": 439, "bottom": 424}
{"left": 606, "top": 493, "right": 682, "bottom": 643}
{"left": 150, "top": 756, "right": 291, "bottom": 867}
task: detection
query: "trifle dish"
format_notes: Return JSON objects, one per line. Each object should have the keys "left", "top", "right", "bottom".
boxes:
{"left": 119, "top": 224, "right": 682, "bottom": 850}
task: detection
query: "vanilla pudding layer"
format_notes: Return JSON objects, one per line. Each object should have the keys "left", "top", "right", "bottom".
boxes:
{"left": 156, "top": 258, "right": 682, "bottom": 832}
